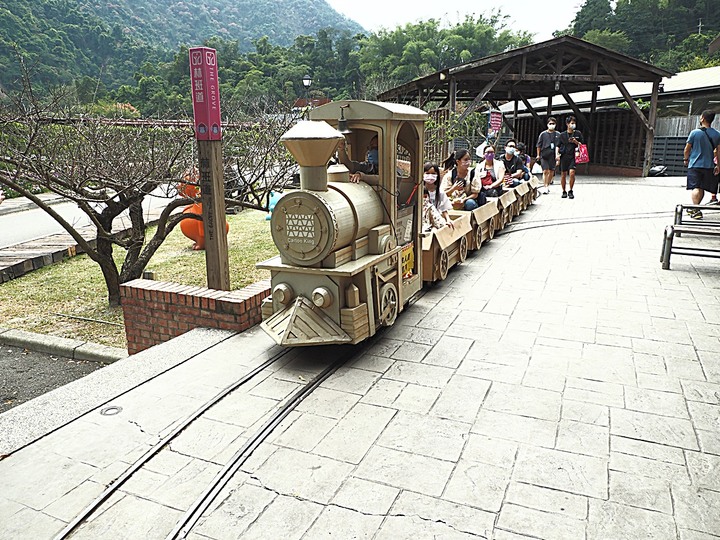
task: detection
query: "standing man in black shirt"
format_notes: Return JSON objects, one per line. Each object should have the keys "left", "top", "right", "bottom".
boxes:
{"left": 536, "top": 117, "right": 560, "bottom": 195}
{"left": 557, "top": 115, "right": 584, "bottom": 199}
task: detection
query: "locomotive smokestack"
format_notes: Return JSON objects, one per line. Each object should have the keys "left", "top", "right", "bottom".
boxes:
{"left": 280, "top": 121, "right": 343, "bottom": 191}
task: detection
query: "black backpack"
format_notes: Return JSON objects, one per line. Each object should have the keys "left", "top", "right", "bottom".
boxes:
{"left": 451, "top": 167, "right": 476, "bottom": 188}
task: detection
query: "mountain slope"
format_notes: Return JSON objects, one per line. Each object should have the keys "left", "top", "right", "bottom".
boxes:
{"left": 0, "top": 0, "right": 364, "bottom": 92}
{"left": 79, "top": 0, "right": 364, "bottom": 50}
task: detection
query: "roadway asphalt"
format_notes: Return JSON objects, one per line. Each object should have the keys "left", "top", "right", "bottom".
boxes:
{"left": 0, "top": 344, "right": 107, "bottom": 414}
{"left": 0, "top": 194, "right": 129, "bottom": 413}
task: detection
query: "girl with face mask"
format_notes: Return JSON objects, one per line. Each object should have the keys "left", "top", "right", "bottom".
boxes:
{"left": 423, "top": 162, "right": 453, "bottom": 229}
{"left": 440, "top": 149, "right": 486, "bottom": 210}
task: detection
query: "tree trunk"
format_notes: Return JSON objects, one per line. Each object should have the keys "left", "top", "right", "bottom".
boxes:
{"left": 120, "top": 201, "right": 146, "bottom": 280}
{"left": 96, "top": 216, "right": 122, "bottom": 307}
{"left": 99, "top": 253, "right": 122, "bottom": 307}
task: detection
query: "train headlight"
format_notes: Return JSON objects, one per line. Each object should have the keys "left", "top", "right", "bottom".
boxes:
{"left": 311, "top": 287, "right": 333, "bottom": 308}
{"left": 273, "top": 283, "right": 294, "bottom": 305}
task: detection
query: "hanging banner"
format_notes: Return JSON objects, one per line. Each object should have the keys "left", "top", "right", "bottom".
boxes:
{"left": 189, "top": 47, "right": 222, "bottom": 140}
{"left": 488, "top": 110, "right": 502, "bottom": 136}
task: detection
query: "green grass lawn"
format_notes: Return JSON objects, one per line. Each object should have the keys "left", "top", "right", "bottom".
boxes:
{"left": 0, "top": 209, "right": 278, "bottom": 349}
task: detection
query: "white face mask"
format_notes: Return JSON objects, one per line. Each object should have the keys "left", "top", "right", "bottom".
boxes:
{"left": 547, "top": 123, "right": 556, "bottom": 130}
{"left": 423, "top": 174, "right": 437, "bottom": 184}
{"left": 569, "top": 123, "right": 576, "bottom": 130}
{"left": 505, "top": 147, "right": 515, "bottom": 155}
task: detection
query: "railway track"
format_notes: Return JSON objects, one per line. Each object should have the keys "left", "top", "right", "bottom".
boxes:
{"left": 53, "top": 342, "right": 366, "bottom": 539}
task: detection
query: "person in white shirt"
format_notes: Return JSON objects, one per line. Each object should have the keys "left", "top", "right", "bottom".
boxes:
{"left": 423, "top": 162, "right": 454, "bottom": 229}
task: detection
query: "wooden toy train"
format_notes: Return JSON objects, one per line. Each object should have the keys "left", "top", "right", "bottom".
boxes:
{"left": 256, "top": 100, "right": 538, "bottom": 346}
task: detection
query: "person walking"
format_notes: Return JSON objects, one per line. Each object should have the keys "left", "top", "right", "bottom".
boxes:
{"left": 557, "top": 116, "right": 584, "bottom": 199}
{"left": 536, "top": 117, "right": 559, "bottom": 194}
{"left": 683, "top": 110, "right": 720, "bottom": 219}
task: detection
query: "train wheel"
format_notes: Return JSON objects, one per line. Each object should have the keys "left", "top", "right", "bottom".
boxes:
{"left": 473, "top": 226, "right": 482, "bottom": 250}
{"left": 459, "top": 236, "right": 468, "bottom": 263}
{"left": 488, "top": 219, "right": 496, "bottom": 240}
{"left": 379, "top": 283, "right": 398, "bottom": 326}
{"left": 438, "top": 249, "right": 449, "bottom": 280}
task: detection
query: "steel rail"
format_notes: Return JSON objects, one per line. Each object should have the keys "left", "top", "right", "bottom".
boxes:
{"left": 168, "top": 351, "right": 351, "bottom": 540}
{"left": 53, "top": 347, "right": 292, "bottom": 540}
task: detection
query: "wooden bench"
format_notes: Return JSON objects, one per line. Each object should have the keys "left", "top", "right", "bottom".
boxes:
{"left": 660, "top": 204, "right": 720, "bottom": 269}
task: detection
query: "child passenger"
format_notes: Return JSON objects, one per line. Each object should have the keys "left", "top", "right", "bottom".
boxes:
{"left": 423, "top": 162, "right": 454, "bottom": 231}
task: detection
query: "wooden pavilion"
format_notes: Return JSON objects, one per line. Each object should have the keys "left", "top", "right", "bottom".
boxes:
{"left": 378, "top": 36, "right": 674, "bottom": 175}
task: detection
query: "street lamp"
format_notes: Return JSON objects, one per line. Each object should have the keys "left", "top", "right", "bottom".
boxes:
{"left": 302, "top": 74, "right": 312, "bottom": 118}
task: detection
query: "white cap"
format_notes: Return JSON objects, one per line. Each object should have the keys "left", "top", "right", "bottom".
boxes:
{"left": 475, "top": 143, "right": 487, "bottom": 157}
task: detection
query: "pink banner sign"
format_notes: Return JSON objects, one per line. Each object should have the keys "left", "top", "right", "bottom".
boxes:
{"left": 489, "top": 110, "right": 503, "bottom": 132}
{"left": 189, "top": 47, "right": 222, "bottom": 140}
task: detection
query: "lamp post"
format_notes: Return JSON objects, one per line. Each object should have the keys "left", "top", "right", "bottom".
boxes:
{"left": 302, "top": 74, "right": 312, "bottom": 119}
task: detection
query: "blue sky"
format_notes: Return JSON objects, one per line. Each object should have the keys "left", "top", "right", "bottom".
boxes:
{"left": 324, "top": 0, "right": 582, "bottom": 42}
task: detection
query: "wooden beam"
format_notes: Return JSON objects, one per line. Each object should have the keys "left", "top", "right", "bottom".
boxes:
{"left": 449, "top": 77, "right": 457, "bottom": 113}
{"left": 518, "top": 93, "right": 544, "bottom": 126}
{"left": 643, "top": 79, "right": 661, "bottom": 176}
{"left": 453, "top": 73, "right": 616, "bottom": 83}
{"left": 559, "top": 87, "right": 590, "bottom": 130}
{"left": 456, "top": 62, "right": 514, "bottom": 123}
{"left": 606, "top": 63, "right": 652, "bottom": 133}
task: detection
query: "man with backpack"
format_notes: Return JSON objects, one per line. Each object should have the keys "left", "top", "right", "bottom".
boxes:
{"left": 683, "top": 110, "right": 720, "bottom": 219}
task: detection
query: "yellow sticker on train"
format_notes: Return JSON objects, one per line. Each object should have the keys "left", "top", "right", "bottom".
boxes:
{"left": 401, "top": 243, "right": 414, "bottom": 275}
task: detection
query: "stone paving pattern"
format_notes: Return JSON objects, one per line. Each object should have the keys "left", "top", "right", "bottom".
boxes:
{"left": 1, "top": 176, "right": 720, "bottom": 539}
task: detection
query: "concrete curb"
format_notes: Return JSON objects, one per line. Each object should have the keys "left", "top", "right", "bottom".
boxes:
{"left": 0, "top": 327, "right": 127, "bottom": 363}
{"left": 0, "top": 195, "right": 66, "bottom": 217}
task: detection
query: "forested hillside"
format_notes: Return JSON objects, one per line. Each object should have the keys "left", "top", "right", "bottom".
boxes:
{"left": 1, "top": 0, "right": 718, "bottom": 119}
{"left": 0, "top": 0, "right": 163, "bottom": 90}
{"left": 0, "top": 0, "right": 362, "bottom": 92}
{"left": 81, "top": 0, "right": 363, "bottom": 51}
{"left": 567, "top": 0, "right": 720, "bottom": 71}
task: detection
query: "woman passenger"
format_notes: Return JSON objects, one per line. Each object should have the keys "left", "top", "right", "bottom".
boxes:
{"left": 477, "top": 146, "right": 503, "bottom": 197}
{"left": 423, "top": 162, "right": 453, "bottom": 229}
{"left": 440, "top": 149, "right": 484, "bottom": 210}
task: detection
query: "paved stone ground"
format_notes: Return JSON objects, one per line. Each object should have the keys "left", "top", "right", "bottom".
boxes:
{"left": 1, "top": 175, "right": 720, "bottom": 539}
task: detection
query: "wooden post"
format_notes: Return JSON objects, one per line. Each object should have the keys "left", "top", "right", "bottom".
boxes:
{"left": 644, "top": 79, "right": 660, "bottom": 177}
{"left": 198, "top": 139, "right": 230, "bottom": 290}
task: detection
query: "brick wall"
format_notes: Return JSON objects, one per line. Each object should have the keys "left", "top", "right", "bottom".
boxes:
{"left": 120, "top": 279, "right": 271, "bottom": 355}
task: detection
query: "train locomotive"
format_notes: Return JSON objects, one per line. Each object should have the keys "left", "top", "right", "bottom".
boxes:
{"left": 257, "top": 101, "right": 426, "bottom": 346}
{"left": 256, "top": 100, "right": 535, "bottom": 347}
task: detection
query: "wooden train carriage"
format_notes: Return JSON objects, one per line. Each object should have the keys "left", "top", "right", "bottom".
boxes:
{"left": 449, "top": 202, "right": 499, "bottom": 252}
{"left": 421, "top": 212, "right": 472, "bottom": 282}
{"left": 257, "top": 101, "right": 428, "bottom": 346}
{"left": 514, "top": 182, "right": 530, "bottom": 212}
{"left": 529, "top": 176, "right": 540, "bottom": 201}
{"left": 488, "top": 189, "right": 518, "bottom": 231}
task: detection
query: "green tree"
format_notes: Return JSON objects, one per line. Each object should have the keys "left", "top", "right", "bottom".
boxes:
{"left": 582, "top": 29, "right": 631, "bottom": 54}
{"left": 571, "top": 0, "right": 613, "bottom": 37}
{"left": 654, "top": 33, "right": 720, "bottom": 71}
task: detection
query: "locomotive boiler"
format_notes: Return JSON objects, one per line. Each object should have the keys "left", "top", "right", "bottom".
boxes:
{"left": 257, "top": 101, "right": 427, "bottom": 346}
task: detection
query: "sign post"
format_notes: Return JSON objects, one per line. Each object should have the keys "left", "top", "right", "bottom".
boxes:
{"left": 189, "top": 46, "right": 230, "bottom": 290}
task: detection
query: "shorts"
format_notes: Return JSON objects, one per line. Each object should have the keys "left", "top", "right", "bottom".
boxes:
{"left": 540, "top": 157, "right": 556, "bottom": 171}
{"left": 687, "top": 168, "right": 719, "bottom": 193}
{"left": 559, "top": 154, "right": 576, "bottom": 172}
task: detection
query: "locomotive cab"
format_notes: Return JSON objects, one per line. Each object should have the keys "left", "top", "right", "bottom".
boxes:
{"left": 256, "top": 101, "right": 427, "bottom": 346}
